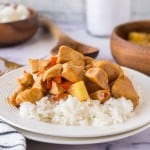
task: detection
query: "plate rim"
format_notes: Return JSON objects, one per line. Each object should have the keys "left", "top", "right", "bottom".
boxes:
{"left": 18, "top": 123, "right": 150, "bottom": 145}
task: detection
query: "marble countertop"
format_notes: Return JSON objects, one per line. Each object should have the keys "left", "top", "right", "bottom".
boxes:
{"left": 0, "top": 27, "right": 149, "bottom": 150}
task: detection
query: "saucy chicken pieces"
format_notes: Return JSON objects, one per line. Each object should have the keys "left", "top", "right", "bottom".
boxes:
{"left": 9, "top": 45, "right": 139, "bottom": 108}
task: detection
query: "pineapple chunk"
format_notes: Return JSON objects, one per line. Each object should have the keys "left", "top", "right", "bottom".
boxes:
{"left": 68, "top": 81, "right": 89, "bottom": 101}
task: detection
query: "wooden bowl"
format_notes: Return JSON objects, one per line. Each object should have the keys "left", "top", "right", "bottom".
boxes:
{"left": 0, "top": 5, "right": 39, "bottom": 46}
{"left": 110, "top": 20, "right": 150, "bottom": 75}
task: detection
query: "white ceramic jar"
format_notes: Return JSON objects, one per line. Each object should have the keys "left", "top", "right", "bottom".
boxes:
{"left": 85, "top": 0, "right": 131, "bottom": 36}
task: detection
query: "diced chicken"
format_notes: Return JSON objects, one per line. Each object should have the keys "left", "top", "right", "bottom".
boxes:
{"left": 49, "top": 81, "right": 65, "bottom": 95}
{"left": 84, "top": 56, "right": 94, "bottom": 70}
{"left": 90, "top": 90, "right": 110, "bottom": 103}
{"left": 67, "top": 59, "right": 85, "bottom": 67}
{"left": 8, "top": 87, "right": 24, "bottom": 106}
{"left": 18, "top": 71, "right": 34, "bottom": 88}
{"left": 84, "top": 78, "right": 100, "bottom": 93}
{"left": 43, "top": 64, "right": 62, "bottom": 81}
{"left": 84, "top": 56, "right": 94, "bottom": 65}
{"left": 92, "top": 60, "right": 122, "bottom": 82}
{"left": 111, "top": 74, "right": 139, "bottom": 108}
{"left": 16, "top": 88, "right": 43, "bottom": 106}
{"left": 57, "top": 46, "right": 84, "bottom": 63}
{"left": 62, "top": 63, "right": 84, "bottom": 82}
{"left": 32, "top": 76, "right": 47, "bottom": 93}
{"left": 29, "top": 59, "right": 49, "bottom": 73}
{"left": 85, "top": 68, "right": 109, "bottom": 89}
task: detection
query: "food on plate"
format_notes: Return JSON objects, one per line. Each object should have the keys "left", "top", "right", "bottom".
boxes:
{"left": 128, "top": 32, "right": 150, "bottom": 48}
{"left": 19, "top": 96, "right": 134, "bottom": 126}
{"left": 9, "top": 45, "right": 140, "bottom": 126}
{"left": 15, "top": 88, "right": 43, "bottom": 106}
{"left": 92, "top": 60, "right": 122, "bottom": 82}
{"left": 29, "top": 59, "right": 49, "bottom": 74}
{"left": 111, "top": 74, "right": 139, "bottom": 108}
{"left": 90, "top": 89, "right": 110, "bottom": 103}
{"left": 68, "top": 81, "right": 89, "bottom": 101}
{"left": 85, "top": 67, "right": 109, "bottom": 89}
{"left": 0, "top": 3, "right": 30, "bottom": 23}
{"left": 18, "top": 71, "right": 34, "bottom": 88}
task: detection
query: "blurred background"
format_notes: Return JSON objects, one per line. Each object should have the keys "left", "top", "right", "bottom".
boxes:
{"left": 1, "top": 0, "right": 150, "bottom": 29}
{"left": 0, "top": 0, "right": 150, "bottom": 66}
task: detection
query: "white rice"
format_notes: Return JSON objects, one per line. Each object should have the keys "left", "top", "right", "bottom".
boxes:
{"left": 0, "top": 4, "right": 30, "bottom": 23}
{"left": 19, "top": 95, "right": 134, "bottom": 127}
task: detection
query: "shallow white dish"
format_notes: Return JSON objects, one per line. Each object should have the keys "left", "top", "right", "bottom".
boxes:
{"left": 18, "top": 123, "right": 150, "bottom": 145}
{"left": 0, "top": 66, "right": 150, "bottom": 138}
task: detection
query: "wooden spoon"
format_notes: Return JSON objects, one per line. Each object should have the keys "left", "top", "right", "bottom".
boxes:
{"left": 39, "top": 16, "right": 99, "bottom": 58}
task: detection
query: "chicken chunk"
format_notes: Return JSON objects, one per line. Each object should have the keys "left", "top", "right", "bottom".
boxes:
{"left": 84, "top": 56, "right": 94, "bottom": 70}
{"left": 29, "top": 59, "right": 49, "bottom": 73}
{"left": 18, "top": 71, "right": 34, "bottom": 88}
{"left": 32, "top": 76, "right": 47, "bottom": 93}
{"left": 90, "top": 90, "right": 110, "bottom": 103}
{"left": 84, "top": 56, "right": 94, "bottom": 65}
{"left": 49, "top": 81, "right": 65, "bottom": 95}
{"left": 8, "top": 87, "right": 25, "bottom": 106}
{"left": 67, "top": 59, "right": 85, "bottom": 67}
{"left": 16, "top": 88, "right": 43, "bottom": 106}
{"left": 111, "top": 74, "right": 139, "bottom": 108}
{"left": 57, "top": 46, "right": 84, "bottom": 63}
{"left": 85, "top": 68, "right": 109, "bottom": 89}
{"left": 92, "top": 60, "right": 122, "bottom": 82}
{"left": 84, "top": 78, "right": 100, "bottom": 93}
{"left": 43, "top": 64, "right": 62, "bottom": 81}
{"left": 62, "top": 63, "right": 84, "bottom": 82}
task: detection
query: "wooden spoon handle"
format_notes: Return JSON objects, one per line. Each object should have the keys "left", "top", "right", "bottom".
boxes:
{"left": 39, "top": 16, "right": 67, "bottom": 39}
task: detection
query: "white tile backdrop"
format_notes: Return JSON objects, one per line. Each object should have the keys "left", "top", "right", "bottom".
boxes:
{"left": 132, "top": 0, "right": 150, "bottom": 20}
{"left": 0, "top": 0, "right": 150, "bottom": 24}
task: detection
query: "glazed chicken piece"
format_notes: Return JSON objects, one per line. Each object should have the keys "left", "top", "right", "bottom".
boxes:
{"left": 66, "top": 59, "right": 85, "bottom": 67}
{"left": 18, "top": 71, "right": 34, "bottom": 88}
{"left": 29, "top": 59, "right": 50, "bottom": 73}
{"left": 92, "top": 60, "right": 122, "bottom": 82}
{"left": 8, "top": 87, "right": 25, "bottom": 106}
{"left": 9, "top": 71, "right": 34, "bottom": 106}
{"left": 43, "top": 64, "right": 62, "bottom": 81}
{"left": 90, "top": 89, "right": 110, "bottom": 103}
{"left": 84, "top": 78, "right": 100, "bottom": 93}
{"left": 84, "top": 56, "right": 94, "bottom": 70}
{"left": 84, "top": 56, "right": 94, "bottom": 65}
{"left": 85, "top": 68, "right": 109, "bottom": 89}
{"left": 16, "top": 88, "right": 43, "bottom": 106}
{"left": 49, "top": 81, "right": 65, "bottom": 95}
{"left": 32, "top": 76, "right": 47, "bottom": 93}
{"left": 111, "top": 74, "right": 139, "bottom": 108}
{"left": 57, "top": 46, "right": 84, "bottom": 63}
{"left": 62, "top": 63, "right": 84, "bottom": 82}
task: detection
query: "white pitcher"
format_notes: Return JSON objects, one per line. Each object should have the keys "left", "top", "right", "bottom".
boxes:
{"left": 85, "top": 0, "right": 131, "bottom": 36}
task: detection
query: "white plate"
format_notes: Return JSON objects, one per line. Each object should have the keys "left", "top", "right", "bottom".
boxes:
{"left": 17, "top": 123, "right": 150, "bottom": 145}
{"left": 0, "top": 66, "right": 150, "bottom": 138}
